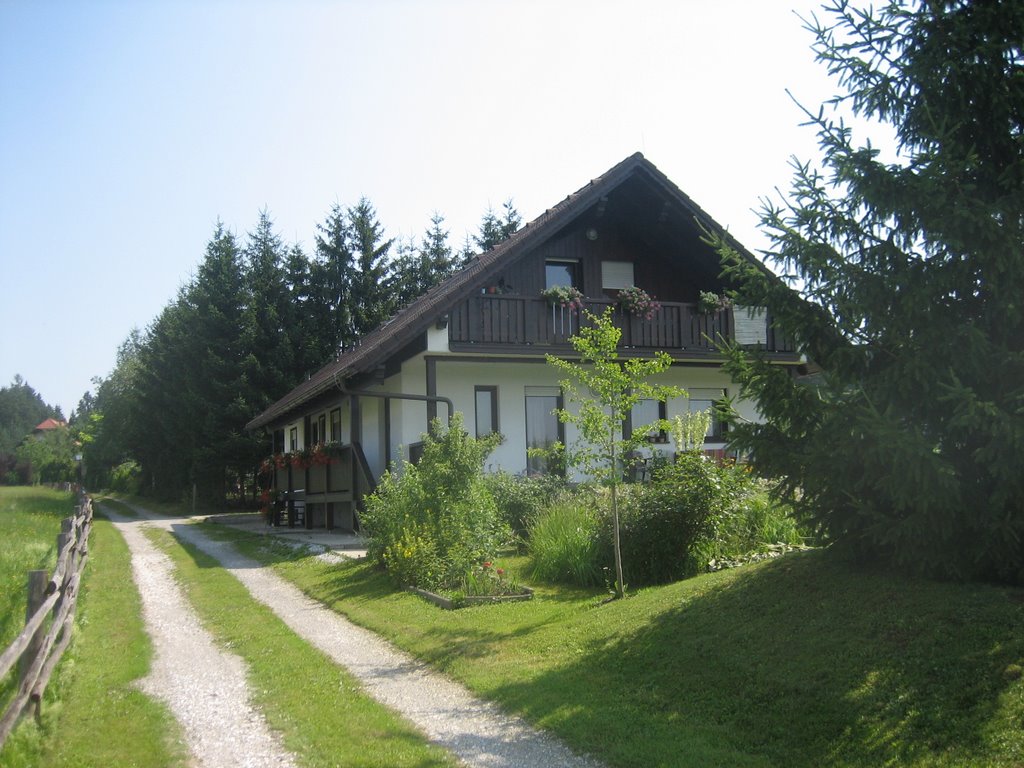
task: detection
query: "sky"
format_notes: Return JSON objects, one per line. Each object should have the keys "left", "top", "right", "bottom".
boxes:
{"left": 1, "top": 0, "right": 852, "bottom": 418}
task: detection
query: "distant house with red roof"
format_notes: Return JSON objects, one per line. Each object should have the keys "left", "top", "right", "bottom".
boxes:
{"left": 32, "top": 418, "right": 67, "bottom": 438}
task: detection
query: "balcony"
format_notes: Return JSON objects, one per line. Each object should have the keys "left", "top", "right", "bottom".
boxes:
{"left": 448, "top": 295, "right": 795, "bottom": 355}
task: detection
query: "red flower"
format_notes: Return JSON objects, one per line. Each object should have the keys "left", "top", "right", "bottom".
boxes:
{"left": 496, "top": 568, "right": 505, "bottom": 576}
{"left": 482, "top": 561, "right": 492, "bottom": 569}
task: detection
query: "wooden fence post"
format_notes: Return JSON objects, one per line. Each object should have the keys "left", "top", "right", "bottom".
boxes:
{"left": 21, "top": 571, "right": 48, "bottom": 690}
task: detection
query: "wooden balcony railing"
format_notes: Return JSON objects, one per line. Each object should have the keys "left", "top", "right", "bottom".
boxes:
{"left": 448, "top": 295, "right": 795, "bottom": 354}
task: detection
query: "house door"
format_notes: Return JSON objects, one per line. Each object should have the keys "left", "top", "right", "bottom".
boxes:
{"left": 525, "top": 386, "right": 563, "bottom": 474}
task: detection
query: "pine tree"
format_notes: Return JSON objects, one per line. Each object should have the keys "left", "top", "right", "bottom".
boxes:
{"left": 709, "top": 0, "right": 1024, "bottom": 582}
{"left": 313, "top": 203, "right": 356, "bottom": 352}
{"left": 186, "top": 222, "right": 254, "bottom": 500}
{"left": 347, "top": 198, "right": 396, "bottom": 338}
{"left": 472, "top": 198, "right": 521, "bottom": 253}
{"left": 242, "top": 210, "right": 296, "bottom": 408}
{"left": 392, "top": 212, "right": 457, "bottom": 307}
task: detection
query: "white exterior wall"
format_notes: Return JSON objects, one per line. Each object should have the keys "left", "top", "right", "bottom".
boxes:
{"left": 280, "top": 352, "right": 765, "bottom": 480}
{"left": 393, "top": 355, "right": 752, "bottom": 476}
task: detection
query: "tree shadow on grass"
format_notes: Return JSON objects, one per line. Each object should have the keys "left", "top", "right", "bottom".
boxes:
{"left": 486, "top": 550, "right": 1024, "bottom": 768}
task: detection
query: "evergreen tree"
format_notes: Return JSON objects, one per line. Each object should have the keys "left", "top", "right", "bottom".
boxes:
{"left": 348, "top": 198, "right": 397, "bottom": 338}
{"left": 186, "top": 223, "right": 255, "bottom": 500}
{"left": 82, "top": 331, "right": 144, "bottom": 489}
{"left": 313, "top": 203, "right": 356, "bottom": 352}
{"left": 473, "top": 199, "right": 521, "bottom": 253}
{"left": 284, "top": 242, "right": 328, "bottom": 378}
{"left": 0, "top": 375, "right": 59, "bottom": 455}
{"left": 709, "top": 0, "right": 1024, "bottom": 582}
{"left": 242, "top": 210, "right": 296, "bottom": 410}
{"left": 421, "top": 211, "right": 457, "bottom": 285}
{"left": 391, "top": 212, "right": 457, "bottom": 308}
{"left": 133, "top": 295, "right": 197, "bottom": 496}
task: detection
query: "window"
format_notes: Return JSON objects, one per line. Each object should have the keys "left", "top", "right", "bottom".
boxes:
{"left": 318, "top": 414, "right": 327, "bottom": 444}
{"left": 475, "top": 386, "right": 499, "bottom": 437}
{"left": 289, "top": 427, "right": 298, "bottom": 452}
{"left": 525, "top": 386, "right": 564, "bottom": 474}
{"left": 629, "top": 398, "right": 668, "bottom": 443}
{"left": 602, "top": 261, "right": 634, "bottom": 290}
{"left": 688, "top": 389, "right": 728, "bottom": 440}
{"left": 273, "top": 429, "right": 285, "bottom": 454}
{"left": 329, "top": 408, "right": 341, "bottom": 443}
{"left": 545, "top": 259, "right": 581, "bottom": 290}
{"left": 310, "top": 419, "right": 319, "bottom": 446}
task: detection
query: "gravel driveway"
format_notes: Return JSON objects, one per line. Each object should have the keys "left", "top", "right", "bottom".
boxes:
{"left": 104, "top": 503, "right": 603, "bottom": 768}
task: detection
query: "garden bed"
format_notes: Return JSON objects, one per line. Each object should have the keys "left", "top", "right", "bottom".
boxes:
{"left": 406, "top": 586, "right": 533, "bottom": 610}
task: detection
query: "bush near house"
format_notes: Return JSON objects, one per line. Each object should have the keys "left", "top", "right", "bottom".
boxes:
{"left": 527, "top": 493, "right": 604, "bottom": 587}
{"left": 483, "top": 470, "right": 566, "bottom": 546}
{"left": 527, "top": 454, "right": 806, "bottom": 589}
{"left": 361, "top": 414, "right": 510, "bottom": 592}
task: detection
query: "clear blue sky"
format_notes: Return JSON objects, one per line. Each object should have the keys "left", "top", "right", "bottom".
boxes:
{"left": 1, "top": 0, "right": 848, "bottom": 417}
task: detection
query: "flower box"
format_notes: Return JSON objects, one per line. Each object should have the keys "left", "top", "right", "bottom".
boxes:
{"left": 405, "top": 586, "right": 534, "bottom": 610}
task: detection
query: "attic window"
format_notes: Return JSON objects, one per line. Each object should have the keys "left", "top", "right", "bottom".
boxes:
{"left": 602, "top": 261, "right": 634, "bottom": 290}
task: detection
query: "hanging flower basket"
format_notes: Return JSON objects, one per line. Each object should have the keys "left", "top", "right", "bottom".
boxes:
{"left": 617, "top": 286, "right": 661, "bottom": 319}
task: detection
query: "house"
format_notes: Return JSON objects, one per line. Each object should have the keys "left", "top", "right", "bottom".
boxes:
{"left": 246, "top": 153, "right": 802, "bottom": 531}
{"left": 31, "top": 418, "right": 67, "bottom": 440}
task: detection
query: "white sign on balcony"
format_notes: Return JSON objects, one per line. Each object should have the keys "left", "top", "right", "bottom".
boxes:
{"left": 734, "top": 306, "right": 768, "bottom": 346}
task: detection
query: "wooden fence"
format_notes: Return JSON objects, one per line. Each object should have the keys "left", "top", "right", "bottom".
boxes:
{"left": 0, "top": 494, "right": 93, "bottom": 746}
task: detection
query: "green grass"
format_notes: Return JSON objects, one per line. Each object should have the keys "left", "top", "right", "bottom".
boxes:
{"left": 146, "top": 525, "right": 457, "bottom": 768}
{"left": 205, "top": 522, "right": 1024, "bottom": 768}
{"left": 1, "top": 495, "right": 185, "bottom": 767}
{"left": 0, "top": 487, "right": 73, "bottom": 653}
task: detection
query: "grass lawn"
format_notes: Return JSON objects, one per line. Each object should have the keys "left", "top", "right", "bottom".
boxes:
{"left": 204, "top": 522, "right": 1024, "bottom": 768}
{"left": 0, "top": 487, "right": 73, "bottom": 653}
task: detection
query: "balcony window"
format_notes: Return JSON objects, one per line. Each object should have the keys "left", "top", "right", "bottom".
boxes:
{"left": 289, "top": 427, "right": 298, "bottom": 452}
{"left": 601, "top": 260, "right": 634, "bottom": 290}
{"left": 545, "top": 259, "right": 581, "bottom": 290}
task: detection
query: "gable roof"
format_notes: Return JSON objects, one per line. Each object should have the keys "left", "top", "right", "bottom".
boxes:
{"left": 33, "top": 418, "right": 67, "bottom": 432}
{"left": 246, "top": 152, "right": 759, "bottom": 432}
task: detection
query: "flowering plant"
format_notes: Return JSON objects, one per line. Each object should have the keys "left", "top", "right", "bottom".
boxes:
{"left": 617, "top": 285, "right": 661, "bottom": 319}
{"left": 540, "top": 285, "right": 584, "bottom": 313}
{"left": 460, "top": 561, "right": 522, "bottom": 596}
{"left": 698, "top": 290, "right": 731, "bottom": 315}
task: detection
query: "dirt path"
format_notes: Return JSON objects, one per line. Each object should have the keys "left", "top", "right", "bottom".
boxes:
{"left": 106, "top": 504, "right": 602, "bottom": 768}
{"left": 103, "top": 506, "right": 297, "bottom": 768}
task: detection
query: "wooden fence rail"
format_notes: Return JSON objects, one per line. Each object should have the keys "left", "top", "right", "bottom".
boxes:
{"left": 0, "top": 493, "right": 93, "bottom": 747}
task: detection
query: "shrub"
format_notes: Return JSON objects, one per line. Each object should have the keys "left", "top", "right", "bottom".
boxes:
{"left": 483, "top": 471, "right": 566, "bottom": 544}
{"left": 527, "top": 493, "right": 603, "bottom": 587}
{"left": 694, "top": 479, "right": 808, "bottom": 567}
{"left": 110, "top": 460, "right": 142, "bottom": 494}
{"left": 362, "top": 414, "right": 508, "bottom": 591}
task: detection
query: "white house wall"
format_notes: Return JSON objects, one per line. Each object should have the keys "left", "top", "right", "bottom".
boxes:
{"left": 280, "top": 353, "right": 763, "bottom": 480}
{"left": 383, "top": 354, "right": 753, "bottom": 476}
